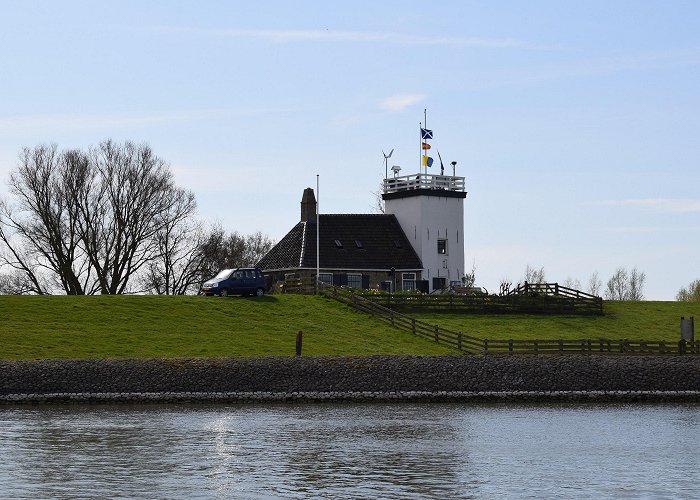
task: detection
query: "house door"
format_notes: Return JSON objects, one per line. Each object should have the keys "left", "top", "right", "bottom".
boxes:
{"left": 432, "top": 277, "right": 446, "bottom": 291}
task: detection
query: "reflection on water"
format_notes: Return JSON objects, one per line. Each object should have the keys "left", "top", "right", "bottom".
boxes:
{"left": 1, "top": 403, "right": 699, "bottom": 498}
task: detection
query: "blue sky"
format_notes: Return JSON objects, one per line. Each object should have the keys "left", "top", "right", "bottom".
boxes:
{"left": 1, "top": 0, "right": 699, "bottom": 299}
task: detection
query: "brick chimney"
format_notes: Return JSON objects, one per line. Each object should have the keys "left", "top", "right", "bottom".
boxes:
{"left": 300, "top": 187, "right": 317, "bottom": 222}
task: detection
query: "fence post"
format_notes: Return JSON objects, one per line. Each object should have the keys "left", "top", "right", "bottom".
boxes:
{"left": 659, "top": 340, "right": 666, "bottom": 354}
{"left": 679, "top": 338, "right": 686, "bottom": 355}
{"left": 412, "top": 319, "right": 416, "bottom": 335}
{"left": 434, "top": 325, "right": 439, "bottom": 343}
{"left": 558, "top": 339, "right": 563, "bottom": 352}
{"left": 534, "top": 339, "right": 538, "bottom": 353}
{"left": 295, "top": 330, "right": 303, "bottom": 356}
{"left": 508, "top": 339, "right": 513, "bottom": 353}
{"left": 484, "top": 338, "right": 489, "bottom": 354}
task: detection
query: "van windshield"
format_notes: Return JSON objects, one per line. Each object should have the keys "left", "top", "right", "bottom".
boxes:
{"left": 214, "top": 269, "right": 234, "bottom": 280}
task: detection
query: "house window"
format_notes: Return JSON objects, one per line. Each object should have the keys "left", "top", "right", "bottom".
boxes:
{"left": 402, "top": 272, "right": 416, "bottom": 291}
{"left": 318, "top": 273, "right": 333, "bottom": 285}
{"left": 347, "top": 274, "right": 362, "bottom": 288}
{"left": 437, "top": 239, "right": 447, "bottom": 255}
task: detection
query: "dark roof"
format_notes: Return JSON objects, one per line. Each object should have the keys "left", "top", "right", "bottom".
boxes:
{"left": 257, "top": 214, "right": 422, "bottom": 271}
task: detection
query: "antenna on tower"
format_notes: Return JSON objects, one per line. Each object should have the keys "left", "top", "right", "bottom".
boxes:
{"left": 382, "top": 148, "right": 394, "bottom": 180}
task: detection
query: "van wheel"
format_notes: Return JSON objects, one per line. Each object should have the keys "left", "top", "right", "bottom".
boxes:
{"left": 255, "top": 288, "right": 264, "bottom": 297}
{"left": 219, "top": 289, "right": 229, "bottom": 297}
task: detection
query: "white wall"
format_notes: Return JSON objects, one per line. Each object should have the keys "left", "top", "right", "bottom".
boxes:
{"left": 385, "top": 194, "right": 465, "bottom": 292}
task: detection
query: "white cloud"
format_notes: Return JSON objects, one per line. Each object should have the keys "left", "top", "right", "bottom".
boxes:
{"left": 380, "top": 93, "right": 425, "bottom": 112}
{"left": 145, "top": 26, "right": 540, "bottom": 49}
{"left": 593, "top": 198, "right": 700, "bottom": 213}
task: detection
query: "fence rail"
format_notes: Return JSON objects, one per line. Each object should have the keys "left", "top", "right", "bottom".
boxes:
{"left": 354, "top": 285, "right": 604, "bottom": 316}
{"left": 325, "top": 287, "right": 699, "bottom": 356}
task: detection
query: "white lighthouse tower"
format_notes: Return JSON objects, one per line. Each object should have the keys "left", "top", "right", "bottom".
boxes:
{"left": 382, "top": 121, "right": 467, "bottom": 293}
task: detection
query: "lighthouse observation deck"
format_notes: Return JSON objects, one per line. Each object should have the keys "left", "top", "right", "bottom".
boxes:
{"left": 382, "top": 173, "right": 466, "bottom": 196}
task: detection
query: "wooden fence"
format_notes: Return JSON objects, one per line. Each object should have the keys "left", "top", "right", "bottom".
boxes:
{"left": 353, "top": 283, "right": 604, "bottom": 316}
{"left": 325, "top": 287, "right": 699, "bottom": 355}
{"left": 325, "top": 287, "right": 485, "bottom": 354}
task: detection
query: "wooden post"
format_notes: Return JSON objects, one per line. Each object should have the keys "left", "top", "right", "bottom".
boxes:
{"left": 508, "top": 339, "right": 513, "bottom": 353}
{"left": 558, "top": 339, "right": 563, "bottom": 352}
{"left": 484, "top": 338, "right": 489, "bottom": 354}
{"left": 660, "top": 340, "right": 666, "bottom": 354}
{"left": 679, "top": 338, "right": 686, "bottom": 356}
{"left": 295, "top": 330, "right": 303, "bottom": 356}
{"left": 412, "top": 318, "right": 416, "bottom": 335}
{"left": 458, "top": 332, "right": 463, "bottom": 351}
{"left": 434, "top": 325, "right": 439, "bottom": 343}
{"left": 534, "top": 339, "right": 538, "bottom": 353}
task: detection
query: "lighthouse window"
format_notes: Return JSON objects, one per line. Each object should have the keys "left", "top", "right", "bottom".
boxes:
{"left": 437, "top": 239, "right": 448, "bottom": 255}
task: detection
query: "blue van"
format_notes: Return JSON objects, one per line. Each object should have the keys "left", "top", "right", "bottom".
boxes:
{"left": 201, "top": 268, "right": 266, "bottom": 297}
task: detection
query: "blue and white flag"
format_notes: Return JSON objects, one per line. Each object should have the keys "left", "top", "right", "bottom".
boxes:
{"left": 421, "top": 128, "right": 433, "bottom": 140}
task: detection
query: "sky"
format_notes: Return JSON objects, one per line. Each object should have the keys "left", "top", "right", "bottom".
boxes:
{"left": 1, "top": 0, "right": 699, "bottom": 300}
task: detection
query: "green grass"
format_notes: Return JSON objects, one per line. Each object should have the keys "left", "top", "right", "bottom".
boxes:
{"left": 414, "top": 301, "right": 700, "bottom": 342}
{"left": 0, "top": 294, "right": 458, "bottom": 359}
{"left": 1, "top": 296, "right": 696, "bottom": 359}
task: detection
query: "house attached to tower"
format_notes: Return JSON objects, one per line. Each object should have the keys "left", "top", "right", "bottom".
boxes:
{"left": 258, "top": 170, "right": 467, "bottom": 293}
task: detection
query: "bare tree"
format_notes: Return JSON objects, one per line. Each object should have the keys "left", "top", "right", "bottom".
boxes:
{"left": 80, "top": 140, "right": 195, "bottom": 294}
{"left": 677, "top": 279, "right": 700, "bottom": 302}
{"left": 140, "top": 202, "right": 202, "bottom": 296}
{"left": 195, "top": 225, "right": 274, "bottom": 284}
{"left": 0, "top": 145, "right": 96, "bottom": 294}
{"left": 462, "top": 262, "right": 477, "bottom": 288}
{"left": 605, "top": 267, "right": 646, "bottom": 300}
{"left": 371, "top": 183, "right": 385, "bottom": 214}
{"left": 587, "top": 271, "right": 602, "bottom": 296}
{"left": 0, "top": 140, "right": 197, "bottom": 294}
{"left": 499, "top": 278, "right": 512, "bottom": 295}
{"left": 606, "top": 267, "right": 628, "bottom": 300}
{"left": 562, "top": 276, "right": 581, "bottom": 290}
{"left": 246, "top": 231, "right": 275, "bottom": 267}
{"left": 627, "top": 267, "right": 646, "bottom": 300}
{"left": 524, "top": 265, "right": 546, "bottom": 285}
{"left": 0, "top": 271, "right": 36, "bottom": 295}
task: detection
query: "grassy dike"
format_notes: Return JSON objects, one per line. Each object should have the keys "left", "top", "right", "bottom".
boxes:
{"left": 414, "top": 300, "right": 700, "bottom": 342}
{"left": 0, "top": 294, "right": 458, "bottom": 359}
{"left": 0, "top": 294, "right": 697, "bottom": 359}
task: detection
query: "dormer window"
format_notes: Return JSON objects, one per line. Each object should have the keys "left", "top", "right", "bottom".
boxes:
{"left": 355, "top": 240, "right": 363, "bottom": 249}
{"left": 334, "top": 239, "right": 343, "bottom": 248}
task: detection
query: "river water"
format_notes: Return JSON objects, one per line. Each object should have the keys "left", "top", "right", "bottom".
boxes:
{"left": 0, "top": 402, "right": 698, "bottom": 499}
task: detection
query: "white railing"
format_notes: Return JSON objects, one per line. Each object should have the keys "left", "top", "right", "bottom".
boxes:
{"left": 383, "top": 173, "right": 465, "bottom": 194}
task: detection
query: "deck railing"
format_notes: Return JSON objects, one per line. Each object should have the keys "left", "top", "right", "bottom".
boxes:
{"left": 383, "top": 173, "right": 465, "bottom": 194}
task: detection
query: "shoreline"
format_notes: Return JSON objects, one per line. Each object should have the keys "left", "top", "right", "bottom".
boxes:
{"left": 2, "top": 355, "right": 699, "bottom": 404}
{"left": 2, "top": 390, "right": 700, "bottom": 404}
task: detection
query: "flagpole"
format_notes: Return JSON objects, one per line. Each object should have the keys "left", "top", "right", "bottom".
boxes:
{"left": 316, "top": 174, "right": 320, "bottom": 294}
{"left": 424, "top": 108, "right": 428, "bottom": 176}
{"left": 419, "top": 121, "right": 422, "bottom": 175}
